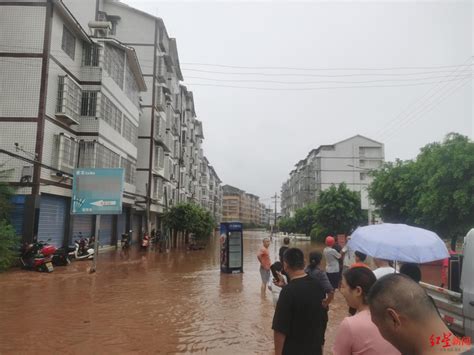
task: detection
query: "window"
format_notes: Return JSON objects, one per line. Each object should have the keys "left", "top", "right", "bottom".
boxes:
{"left": 96, "top": 144, "right": 120, "bottom": 168}
{"left": 122, "top": 116, "right": 137, "bottom": 145}
{"left": 103, "top": 44, "right": 124, "bottom": 89}
{"left": 360, "top": 172, "right": 367, "bottom": 181}
{"left": 56, "top": 76, "right": 81, "bottom": 121}
{"left": 121, "top": 157, "right": 136, "bottom": 184}
{"left": 154, "top": 146, "right": 161, "bottom": 170}
{"left": 82, "top": 42, "right": 99, "bottom": 66}
{"left": 56, "top": 134, "right": 78, "bottom": 172}
{"left": 101, "top": 95, "right": 122, "bottom": 133}
{"left": 81, "top": 91, "right": 98, "bottom": 116}
{"left": 124, "top": 65, "right": 140, "bottom": 107}
{"left": 61, "top": 25, "right": 76, "bottom": 60}
{"left": 77, "top": 141, "right": 95, "bottom": 168}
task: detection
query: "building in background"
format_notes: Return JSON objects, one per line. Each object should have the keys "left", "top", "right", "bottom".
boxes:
{"left": 222, "top": 185, "right": 264, "bottom": 225}
{"left": 0, "top": 0, "right": 222, "bottom": 245}
{"left": 281, "top": 135, "right": 384, "bottom": 219}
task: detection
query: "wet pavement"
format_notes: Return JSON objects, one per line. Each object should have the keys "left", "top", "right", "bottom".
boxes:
{"left": 0, "top": 231, "right": 442, "bottom": 354}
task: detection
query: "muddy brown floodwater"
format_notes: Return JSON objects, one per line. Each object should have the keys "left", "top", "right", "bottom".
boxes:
{"left": 0, "top": 231, "right": 442, "bottom": 354}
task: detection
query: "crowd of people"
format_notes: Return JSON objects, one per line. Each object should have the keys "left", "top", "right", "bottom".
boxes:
{"left": 256, "top": 236, "right": 472, "bottom": 355}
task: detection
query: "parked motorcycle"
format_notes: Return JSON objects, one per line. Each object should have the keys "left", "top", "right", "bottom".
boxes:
{"left": 52, "top": 245, "right": 76, "bottom": 266}
{"left": 70, "top": 234, "right": 95, "bottom": 260}
{"left": 20, "top": 241, "right": 55, "bottom": 272}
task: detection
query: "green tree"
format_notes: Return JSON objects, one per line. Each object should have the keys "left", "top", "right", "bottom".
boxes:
{"left": 293, "top": 203, "right": 318, "bottom": 236}
{"left": 369, "top": 133, "right": 474, "bottom": 238}
{"left": 0, "top": 165, "right": 19, "bottom": 271}
{"left": 0, "top": 165, "right": 14, "bottom": 221}
{"left": 163, "top": 203, "right": 215, "bottom": 245}
{"left": 278, "top": 216, "right": 295, "bottom": 233}
{"left": 313, "top": 183, "right": 365, "bottom": 239}
{"left": 0, "top": 221, "right": 18, "bottom": 271}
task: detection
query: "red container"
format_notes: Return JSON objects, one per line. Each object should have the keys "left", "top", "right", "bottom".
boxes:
{"left": 41, "top": 245, "right": 57, "bottom": 257}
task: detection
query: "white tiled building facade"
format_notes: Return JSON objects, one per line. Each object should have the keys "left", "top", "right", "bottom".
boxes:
{"left": 281, "top": 135, "right": 384, "bottom": 218}
{"left": 0, "top": 0, "right": 222, "bottom": 246}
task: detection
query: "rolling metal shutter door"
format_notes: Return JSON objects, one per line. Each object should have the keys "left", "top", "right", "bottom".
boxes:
{"left": 71, "top": 215, "right": 94, "bottom": 243}
{"left": 116, "top": 212, "right": 126, "bottom": 242}
{"left": 99, "top": 215, "right": 113, "bottom": 246}
{"left": 37, "top": 195, "right": 68, "bottom": 247}
{"left": 10, "top": 195, "right": 26, "bottom": 236}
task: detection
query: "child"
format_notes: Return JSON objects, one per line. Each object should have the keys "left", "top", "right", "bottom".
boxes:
{"left": 268, "top": 261, "right": 287, "bottom": 306}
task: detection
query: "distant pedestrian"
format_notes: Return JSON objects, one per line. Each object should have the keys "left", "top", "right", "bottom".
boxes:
{"left": 333, "top": 237, "right": 344, "bottom": 278}
{"left": 279, "top": 237, "right": 290, "bottom": 262}
{"left": 399, "top": 263, "right": 422, "bottom": 283}
{"left": 141, "top": 232, "right": 150, "bottom": 251}
{"left": 120, "top": 233, "right": 130, "bottom": 258}
{"left": 351, "top": 251, "right": 369, "bottom": 269}
{"left": 333, "top": 267, "right": 400, "bottom": 355}
{"left": 323, "top": 236, "right": 342, "bottom": 289}
{"left": 368, "top": 274, "right": 472, "bottom": 354}
{"left": 257, "top": 237, "right": 271, "bottom": 295}
{"left": 342, "top": 236, "right": 356, "bottom": 272}
{"left": 373, "top": 258, "right": 396, "bottom": 279}
{"left": 305, "top": 250, "right": 335, "bottom": 346}
{"left": 272, "top": 248, "right": 325, "bottom": 355}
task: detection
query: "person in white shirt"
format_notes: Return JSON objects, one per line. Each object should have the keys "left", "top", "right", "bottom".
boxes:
{"left": 373, "top": 258, "right": 397, "bottom": 279}
{"left": 323, "top": 236, "right": 342, "bottom": 289}
{"left": 342, "top": 236, "right": 356, "bottom": 272}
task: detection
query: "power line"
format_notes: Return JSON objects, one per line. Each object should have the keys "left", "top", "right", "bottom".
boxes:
{"left": 181, "top": 61, "right": 474, "bottom": 71}
{"left": 184, "top": 74, "right": 473, "bottom": 85}
{"left": 383, "top": 76, "right": 472, "bottom": 143}
{"left": 184, "top": 76, "right": 470, "bottom": 91}
{"left": 181, "top": 68, "right": 474, "bottom": 78}
{"left": 376, "top": 56, "right": 474, "bottom": 139}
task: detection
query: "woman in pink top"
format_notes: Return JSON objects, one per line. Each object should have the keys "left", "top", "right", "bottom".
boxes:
{"left": 333, "top": 267, "right": 400, "bottom": 355}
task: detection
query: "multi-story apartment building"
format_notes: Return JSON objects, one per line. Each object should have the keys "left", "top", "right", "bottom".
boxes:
{"left": 222, "top": 185, "right": 263, "bottom": 225}
{"left": 0, "top": 0, "right": 146, "bottom": 246}
{"left": 281, "top": 135, "right": 384, "bottom": 218}
{"left": 0, "top": 0, "right": 222, "bottom": 245}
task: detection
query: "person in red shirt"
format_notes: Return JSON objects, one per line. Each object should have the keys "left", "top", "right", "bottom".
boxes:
{"left": 257, "top": 237, "right": 272, "bottom": 294}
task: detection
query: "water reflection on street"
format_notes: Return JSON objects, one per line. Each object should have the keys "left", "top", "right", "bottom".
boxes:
{"left": 0, "top": 231, "right": 442, "bottom": 354}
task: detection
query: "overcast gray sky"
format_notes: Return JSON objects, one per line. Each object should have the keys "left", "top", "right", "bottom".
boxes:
{"left": 125, "top": 0, "right": 473, "bottom": 205}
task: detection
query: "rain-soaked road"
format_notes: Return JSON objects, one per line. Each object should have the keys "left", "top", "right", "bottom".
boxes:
{"left": 0, "top": 231, "right": 442, "bottom": 354}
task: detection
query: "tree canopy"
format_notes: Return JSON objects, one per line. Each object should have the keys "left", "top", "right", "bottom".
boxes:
{"left": 278, "top": 183, "right": 365, "bottom": 241}
{"left": 369, "top": 133, "right": 474, "bottom": 238}
{"left": 163, "top": 203, "right": 215, "bottom": 241}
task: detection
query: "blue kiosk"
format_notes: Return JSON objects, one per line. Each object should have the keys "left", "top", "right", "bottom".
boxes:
{"left": 220, "top": 222, "right": 243, "bottom": 273}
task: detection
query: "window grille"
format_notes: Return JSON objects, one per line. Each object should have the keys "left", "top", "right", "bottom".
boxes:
{"left": 55, "top": 135, "right": 78, "bottom": 173}
{"left": 121, "top": 157, "right": 136, "bottom": 184}
{"left": 82, "top": 42, "right": 99, "bottom": 66}
{"left": 124, "top": 65, "right": 140, "bottom": 107}
{"left": 78, "top": 141, "right": 96, "bottom": 168}
{"left": 96, "top": 144, "right": 120, "bottom": 168}
{"left": 101, "top": 95, "right": 122, "bottom": 133}
{"left": 81, "top": 91, "right": 98, "bottom": 116}
{"left": 122, "top": 116, "right": 137, "bottom": 145}
{"left": 103, "top": 44, "right": 124, "bottom": 89}
{"left": 61, "top": 25, "right": 76, "bottom": 60}
{"left": 56, "top": 75, "right": 81, "bottom": 121}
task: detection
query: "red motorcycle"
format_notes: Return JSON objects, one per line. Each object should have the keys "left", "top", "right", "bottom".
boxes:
{"left": 20, "top": 241, "right": 56, "bottom": 272}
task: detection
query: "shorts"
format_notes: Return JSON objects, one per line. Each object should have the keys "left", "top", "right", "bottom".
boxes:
{"left": 327, "top": 272, "right": 341, "bottom": 289}
{"left": 260, "top": 266, "right": 271, "bottom": 284}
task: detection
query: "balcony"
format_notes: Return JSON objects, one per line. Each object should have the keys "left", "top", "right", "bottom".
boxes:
{"left": 55, "top": 75, "right": 80, "bottom": 125}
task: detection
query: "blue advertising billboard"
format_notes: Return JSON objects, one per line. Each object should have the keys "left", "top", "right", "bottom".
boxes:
{"left": 71, "top": 168, "right": 124, "bottom": 215}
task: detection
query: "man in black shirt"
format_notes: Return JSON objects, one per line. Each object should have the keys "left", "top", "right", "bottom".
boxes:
{"left": 272, "top": 248, "right": 325, "bottom": 355}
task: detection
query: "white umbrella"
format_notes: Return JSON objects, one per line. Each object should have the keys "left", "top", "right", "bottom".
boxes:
{"left": 348, "top": 223, "right": 449, "bottom": 263}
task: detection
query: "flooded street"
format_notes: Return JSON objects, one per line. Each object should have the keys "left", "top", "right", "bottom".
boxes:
{"left": 0, "top": 230, "right": 441, "bottom": 354}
